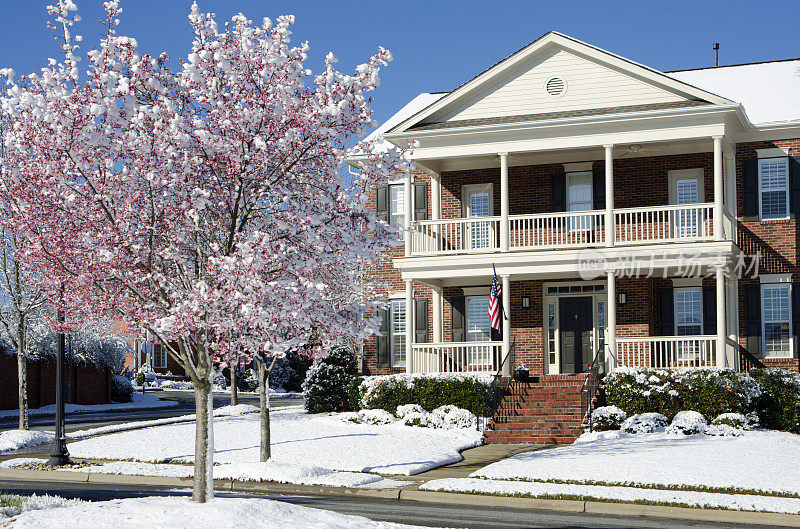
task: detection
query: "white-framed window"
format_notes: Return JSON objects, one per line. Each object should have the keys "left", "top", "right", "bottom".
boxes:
{"left": 463, "top": 184, "right": 493, "bottom": 249}
{"left": 758, "top": 157, "right": 790, "bottom": 220}
{"left": 674, "top": 287, "right": 703, "bottom": 336}
{"left": 762, "top": 283, "right": 792, "bottom": 358}
{"left": 547, "top": 302, "right": 557, "bottom": 365}
{"left": 152, "top": 342, "right": 167, "bottom": 369}
{"left": 567, "top": 171, "right": 593, "bottom": 231}
{"left": 465, "top": 295, "right": 491, "bottom": 365}
{"left": 389, "top": 299, "right": 407, "bottom": 367}
{"left": 389, "top": 184, "right": 405, "bottom": 226}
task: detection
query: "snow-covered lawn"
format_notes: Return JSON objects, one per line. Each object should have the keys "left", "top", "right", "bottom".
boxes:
{"left": 64, "top": 408, "right": 482, "bottom": 476}
{"left": 421, "top": 429, "right": 800, "bottom": 514}
{"left": 2, "top": 496, "right": 432, "bottom": 528}
{"left": 0, "top": 393, "right": 177, "bottom": 420}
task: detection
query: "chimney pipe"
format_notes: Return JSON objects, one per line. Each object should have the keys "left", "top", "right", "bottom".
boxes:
{"left": 713, "top": 43, "right": 719, "bottom": 67}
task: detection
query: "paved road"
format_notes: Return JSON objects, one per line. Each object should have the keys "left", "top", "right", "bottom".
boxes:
{"left": 0, "top": 479, "right": 762, "bottom": 529}
{"left": 0, "top": 390, "right": 304, "bottom": 434}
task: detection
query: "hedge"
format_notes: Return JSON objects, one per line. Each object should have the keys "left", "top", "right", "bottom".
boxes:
{"left": 357, "top": 373, "right": 494, "bottom": 414}
{"left": 302, "top": 346, "right": 359, "bottom": 413}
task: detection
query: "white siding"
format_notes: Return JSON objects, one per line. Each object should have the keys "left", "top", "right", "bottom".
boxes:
{"left": 433, "top": 47, "right": 688, "bottom": 123}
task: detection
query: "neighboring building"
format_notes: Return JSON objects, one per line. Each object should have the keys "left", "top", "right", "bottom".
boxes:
{"left": 351, "top": 32, "right": 800, "bottom": 443}
{"left": 135, "top": 331, "right": 186, "bottom": 377}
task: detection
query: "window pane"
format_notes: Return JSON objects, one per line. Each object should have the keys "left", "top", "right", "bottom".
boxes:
{"left": 675, "top": 288, "right": 702, "bottom": 335}
{"left": 760, "top": 159, "right": 789, "bottom": 219}
{"left": 389, "top": 185, "right": 405, "bottom": 226}
{"left": 763, "top": 285, "right": 791, "bottom": 357}
{"left": 466, "top": 296, "right": 491, "bottom": 342}
{"left": 390, "top": 300, "right": 406, "bottom": 366}
{"left": 469, "top": 193, "right": 490, "bottom": 217}
{"left": 676, "top": 178, "right": 699, "bottom": 204}
{"left": 567, "top": 173, "right": 592, "bottom": 209}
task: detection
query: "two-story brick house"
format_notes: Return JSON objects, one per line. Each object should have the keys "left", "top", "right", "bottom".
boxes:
{"left": 351, "top": 32, "right": 800, "bottom": 443}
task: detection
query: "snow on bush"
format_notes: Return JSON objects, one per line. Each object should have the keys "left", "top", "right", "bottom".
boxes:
{"left": 157, "top": 379, "right": 193, "bottom": 390}
{"left": 395, "top": 404, "right": 425, "bottom": 418}
{"left": 712, "top": 412, "right": 749, "bottom": 430}
{"left": 666, "top": 410, "right": 707, "bottom": 435}
{"left": 358, "top": 372, "right": 492, "bottom": 413}
{"left": 110, "top": 374, "right": 134, "bottom": 403}
{"left": 303, "top": 346, "right": 359, "bottom": 413}
{"left": 705, "top": 423, "right": 743, "bottom": 437}
{"left": 621, "top": 412, "right": 668, "bottom": 434}
{"left": 0, "top": 493, "right": 81, "bottom": 519}
{"left": 401, "top": 411, "right": 439, "bottom": 428}
{"left": 431, "top": 405, "right": 477, "bottom": 429}
{"left": 751, "top": 368, "right": 800, "bottom": 432}
{"left": 356, "top": 409, "right": 395, "bottom": 425}
{"left": 590, "top": 406, "right": 627, "bottom": 431}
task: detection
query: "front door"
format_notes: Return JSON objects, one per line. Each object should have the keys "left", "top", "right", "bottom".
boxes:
{"left": 559, "top": 296, "right": 593, "bottom": 374}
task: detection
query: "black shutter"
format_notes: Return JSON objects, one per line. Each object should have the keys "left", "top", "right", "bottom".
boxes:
{"left": 377, "top": 307, "right": 389, "bottom": 367}
{"left": 376, "top": 186, "right": 389, "bottom": 223}
{"left": 793, "top": 283, "right": 800, "bottom": 358}
{"left": 702, "top": 286, "right": 716, "bottom": 335}
{"left": 551, "top": 172, "right": 566, "bottom": 212}
{"left": 745, "top": 284, "right": 762, "bottom": 358}
{"left": 414, "top": 183, "right": 428, "bottom": 221}
{"left": 742, "top": 159, "right": 758, "bottom": 220}
{"left": 593, "top": 166, "right": 606, "bottom": 210}
{"left": 451, "top": 296, "right": 465, "bottom": 342}
{"left": 658, "top": 289, "right": 674, "bottom": 336}
{"left": 415, "top": 299, "right": 428, "bottom": 343}
{"left": 790, "top": 157, "right": 800, "bottom": 218}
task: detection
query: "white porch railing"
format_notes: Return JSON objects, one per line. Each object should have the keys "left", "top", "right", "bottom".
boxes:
{"left": 614, "top": 203, "right": 714, "bottom": 245}
{"left": 411, "top": 341, "right": 504, "bottom": 373}
{"left": 410, "top": 217, "right": 501, "bottom": 255}
{"left": 509, "top": 210, "right": 606, "bottom": 250}
{"left": 616, "top": 335, "right": 717, "bottom": 369}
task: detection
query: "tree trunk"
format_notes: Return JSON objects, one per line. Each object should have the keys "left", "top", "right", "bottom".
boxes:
{"left": 230, "top": 358, "right": 238, "bottom": 406}
{"left": 257, "top": 355, "right": 279, "bottom": 462}
{"left": 192, "top": 379, "right": 214, "bottom": 502}
{"left": 16, "top": 319, "right": 27, "bottom": 431}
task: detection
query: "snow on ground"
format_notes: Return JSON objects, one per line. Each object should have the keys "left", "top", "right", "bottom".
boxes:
{"left": 67, "top": 408, "right": 483, "bottom": 475}
{"left": 3, "top": 496, "right": 432, "bottom": 528}
{"left": 0, "top": 393, "right": 177, "bottom": 420}
{"left": 472, "top": 429, "right": 800, "bottom": 495}
{"left": 0, "top": 430, "right": 54, "bottom": 453}
{"left": 0, "top": 493, "right": 81, "bottom": 519}
{"left": 420, "top": 478, "right": 800, "bottom": 514}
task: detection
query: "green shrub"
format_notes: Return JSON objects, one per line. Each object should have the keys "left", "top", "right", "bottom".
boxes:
{"left": 302, "top": 346, "right": 358, "bottom": 413}
{"left": 111, "top": 374, "right": 134, "bottom": 403}
{"left": 603, "top": 368, "right": 760, "bottom": 421}
{"left": 358, "top": 373, "right": 492, "bottom": 415}
{"left": 590, "top": 405, "right": 627, "bottom": 431}
{"left": 347, "top": 376, "right": 364, "bottom": 412}
{"left": 711, "top": 412, "right": 748, "bottom": 429}
{"left": 750, "top": 368, "right": 800, "bottom": 432}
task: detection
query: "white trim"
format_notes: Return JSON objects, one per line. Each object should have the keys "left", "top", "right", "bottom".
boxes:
{"left": 757, "top": 147, "right": 790, "bottom": 158}
{"left": 760, "top": 283, "right": 794, "bottom": 359}
{"left": 462, "top": 183, "right": 494, "bottom": 217}
{"left": 757, "top": 157, "right": 790, "bottom": 221}
{"left": 668, "top": 168, "right": 705, "bottom": 204}
{"left": 462, "top": 286, "right": 489, "bottom": 297}
{"left": 760, "top": 273, "right": 793, "bottom": 284}
{"left": 563, "top": 161, "right": 594, "bottom": 172}
{"left": 671, "top": 277, "right": 703, "bottom": 287}
{"left": 388, "top": 291, "right": 406, "bottom": 299}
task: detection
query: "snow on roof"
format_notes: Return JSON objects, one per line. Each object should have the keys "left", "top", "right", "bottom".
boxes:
{"left": 668, "top": 59, "right": 800, "bottom": 126}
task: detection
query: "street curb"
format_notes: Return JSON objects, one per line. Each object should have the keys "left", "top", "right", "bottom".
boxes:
{"left": 2, "top": 469, "right": 800, "bottom": 527}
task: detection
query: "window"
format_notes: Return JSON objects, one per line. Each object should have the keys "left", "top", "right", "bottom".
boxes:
{"left": 674, "top": 288, "right": 702, "bottom": 336}
{"left": 567, "top": 171, "right": 593, "bottom": 230}
{"left": 463, "top": 184, "right": 493, "bottom": 249}
{"left": 389, "top": 184, "right": 405, "bottom": 226}
{"left": 762, "top": 284, "right": 792, "bottom": 358}
{"left": 466, "top": 296, "right": 491, "bottom": 365}
{"left": 152, "top": 343, "right": 167, "bottom": 369}
{"left": 675, "top": 178, "right": 700, "bottom": 237}
{"left": 547, "top": 302, "right": 556, "bottom": 364}
{"left": 759, "top": 158, "right": 789, "bottom": 220}
{"left": 390, "top": 299, "right": 406, "bottom": 367}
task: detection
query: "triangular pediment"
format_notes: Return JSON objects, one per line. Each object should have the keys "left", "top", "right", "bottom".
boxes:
{"left": 392, "top": 33, "right": 732, "bottom": 133}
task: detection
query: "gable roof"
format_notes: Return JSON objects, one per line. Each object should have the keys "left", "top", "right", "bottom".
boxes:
{"left": 389, "top": 31, "right": 733, "bottom": 134}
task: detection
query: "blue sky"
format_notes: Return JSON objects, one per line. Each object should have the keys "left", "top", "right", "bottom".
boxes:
{"left": 0, "top": 1, "right": 797, "bottom": 133}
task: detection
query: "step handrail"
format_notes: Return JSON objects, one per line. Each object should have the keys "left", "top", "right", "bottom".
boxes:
{"left": 581, "top": 345, "right": 606, "bottom": 430}
{"left": 475, "top": 338, "right": 516, "bottom": 431}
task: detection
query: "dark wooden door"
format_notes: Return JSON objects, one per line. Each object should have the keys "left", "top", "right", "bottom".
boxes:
{"left": 559, "top": 296, "right": 593, "bottom": 374}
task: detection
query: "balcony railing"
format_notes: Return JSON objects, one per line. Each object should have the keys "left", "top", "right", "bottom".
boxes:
{"left": 409, "top": 203, "right": 736, "bottom": 257}
{"left": 616, "top": 335, "right": 717, "bottom": 369}
{"left": 411, "top": 341, "right": 504, "bottom": 373}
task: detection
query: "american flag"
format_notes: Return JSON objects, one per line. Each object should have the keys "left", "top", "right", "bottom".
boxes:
{"left": 489, "top": 268, "right": 502, "bottom": 333}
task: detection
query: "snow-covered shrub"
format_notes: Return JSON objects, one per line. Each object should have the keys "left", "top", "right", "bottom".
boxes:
{"left": 269, "top": 351, "right": 313, "bottom": 392}
{"left": 711, "top": 412, "right": 748, "bottom": 430}
{"left": 239, "top": 368, "right": 259, "bottom": 392}
{"left": 357, "top": 373, "right": 493, "bottom": 414}
{"left": 303, "top": 346, "right": 358, "bottom": 413}
{"left": 750, "top": 368, "right": 800, "bottom": 432}
{"left": 621, "top": 412, "right": 668, "bottom": 434}
{"left": 357, "top": 409, "right": 395, "bottom": 425}
{"left": 401, "top": 411, "right": 438, "bottom": 428}
{"left": 590, "top": 406, "right": 627, "bottom": 431}
{"left": 431, "top": 405, "right": 477, "bottom": 429}
{"left": 666, "top": 410, "right": 707, "bottom": 435}
{"left": 158, "top": 379, "right": 193, "bottom": 390}
{"left": 603, "top": 368, "right": 761, "bottom": 421}
{"left": 395, "top": 404, "right": 426, "bottom": 418}
{"left": 705, "top": 423, "right": 743, "bottom": 437}
{"left": 110, "top": 374, "right": 134, "bottom": 403}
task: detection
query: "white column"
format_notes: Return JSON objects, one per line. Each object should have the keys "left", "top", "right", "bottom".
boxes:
{"left": 713, "top": 136, "right": 724, "bottom": 241}
{"left": 499, "top": 153, "right": 509, "bottom": 252}
{"left": 405, "top": 279, "right": 414, "bottom": 374}
{"left": 715, "top": 267, "right": 726, "bottom": 367}
{"left": 404, "top": 173, "right": 413, "bottom": 255}
{"left": 606, "top": 271, "right": 617, "bottom": 370}
{"left": 730, "top": 274, "right": 740, "bottom": 370}
{"left": 725, "top": 152, "right": 737, "bottom": 217}
{"left": 604, "top": 145, "right": 614, "bottom": 247}
{"left": 432, "top": 285, "right": 442, "bottom": 344}
{"left": 502, "top": 275, "right": 511, "bottom": 375}
{"left": 430, "top": 172, "right": 441, "bottom": 221}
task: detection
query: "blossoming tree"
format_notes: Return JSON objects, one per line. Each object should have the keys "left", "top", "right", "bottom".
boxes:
{"left": 0, "top": 0, "right": 406, "bottom": 502}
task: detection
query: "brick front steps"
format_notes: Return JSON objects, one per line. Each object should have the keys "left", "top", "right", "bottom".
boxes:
{"left": 484, "top": 374, "right": 588, "bottom": 445}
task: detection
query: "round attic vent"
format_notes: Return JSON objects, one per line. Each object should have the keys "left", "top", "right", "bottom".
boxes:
{"left": 545, "top": 77, "right": 566, "bottom": 96}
